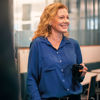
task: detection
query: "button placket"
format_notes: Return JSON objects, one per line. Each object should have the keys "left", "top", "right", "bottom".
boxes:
{"left": 67, "top": 89, "right": 69, "bottom": 91}
{"left": 61, "top": 69, "right": 63, "bottom": 72}
{"left": 59, "top": 60, "right": 62, "bottom": 63}
{"left": 62, "top": 79, "right": 65, "bottom": 82}
{"left": 56, "top": 51, "right": 59, "bottom": 54}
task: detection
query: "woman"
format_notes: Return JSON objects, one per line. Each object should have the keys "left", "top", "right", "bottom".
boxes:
{"left": 27, "top": 2, "right": 88, "bottom": 100}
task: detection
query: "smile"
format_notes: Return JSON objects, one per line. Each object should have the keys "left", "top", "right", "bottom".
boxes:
{"left": 61, "top": 24, "right": 69, "bottom": 28}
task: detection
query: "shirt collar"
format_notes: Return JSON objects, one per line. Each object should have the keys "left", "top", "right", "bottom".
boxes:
{"left": 40, "top": 36, "right": 71, "bottom": 49}
{"left": 39, "top": 36, "right": 51, "bottom": 45}
{"left": 59, "top": 36, "right": 71, "bottom": 48}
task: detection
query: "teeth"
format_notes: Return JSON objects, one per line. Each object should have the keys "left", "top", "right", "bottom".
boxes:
{"left": 61, "top": 25, "right": 68, "bottom": 26}
{"left": 63, "top": 25, "right": 67, "bottom": 26}
{"left": 62, "top": 25, "right": 68, "bottom": 27}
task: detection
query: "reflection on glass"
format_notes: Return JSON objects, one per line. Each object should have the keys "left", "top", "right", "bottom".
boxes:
{"left": 67, "top": 0, "right": 100, "bottom": 45}
{"left": 14, "top": 0, "right": 100, "bottom": 48}
{"left": 22, "top": 4, "right": 32, "bottom": 21}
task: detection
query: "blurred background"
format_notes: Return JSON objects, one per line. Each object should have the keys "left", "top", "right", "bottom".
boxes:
{"left": 0, "top": 0, "right": 100, "bottom": 100}
{"left": 14, "top": 0, "right": 100, "bottom": 47}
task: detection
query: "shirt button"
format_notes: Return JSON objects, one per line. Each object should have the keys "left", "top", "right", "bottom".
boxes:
{"left": 67, "top": 89, "right": 69, "bottom": 91}
{"left": 59, "top": 60, "right": 62, "bottom": 63}
{"left": 62, "top": 79, "right": 65, "bottom": 82}
{"left": 61, "top": 69, "right": 63, "bottom": 72}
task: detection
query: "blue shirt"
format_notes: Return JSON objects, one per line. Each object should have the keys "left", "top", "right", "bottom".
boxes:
{"left": 27, "top": 36, "right": 84, "bottom": 100}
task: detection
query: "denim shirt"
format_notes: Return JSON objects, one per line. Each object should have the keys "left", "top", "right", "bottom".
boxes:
{"left": 27, "top": 36, "right": 84, "bottom": 100}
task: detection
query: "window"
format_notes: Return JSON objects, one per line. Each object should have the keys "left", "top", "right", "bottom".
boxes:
{"left": 22, "top": 4, "right": 32, "bottom": 21}
{"left": 22, "top": 24, "right": 31, "bottom": 30}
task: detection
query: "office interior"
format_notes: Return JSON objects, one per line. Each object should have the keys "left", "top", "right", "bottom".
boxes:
{"left": 0, "top": 0, "right": 100, "bottom": 100}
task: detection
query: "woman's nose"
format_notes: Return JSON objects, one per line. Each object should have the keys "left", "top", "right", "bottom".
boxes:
{"left": 64, "top": 18, "right": 70, "bottom": 24}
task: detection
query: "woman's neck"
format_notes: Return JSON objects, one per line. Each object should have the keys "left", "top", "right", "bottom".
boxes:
{"left": 49, "top": 32, "right": 63, "bottom": 42}
{"left": 47, "top": 32, "right": 63, "bottom": 50}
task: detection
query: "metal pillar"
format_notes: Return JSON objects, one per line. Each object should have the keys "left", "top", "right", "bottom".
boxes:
{"left": 0, "top": 0, "right": 19, "bottom": 100}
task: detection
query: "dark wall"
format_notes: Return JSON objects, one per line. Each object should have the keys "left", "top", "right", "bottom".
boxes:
{"left": 0, "top": 0, "right": 19, "bottom": 100}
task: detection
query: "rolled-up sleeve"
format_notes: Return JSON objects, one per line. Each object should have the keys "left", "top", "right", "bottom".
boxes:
{"left": 27, "top": 40, "right": 41, "bottom": 100}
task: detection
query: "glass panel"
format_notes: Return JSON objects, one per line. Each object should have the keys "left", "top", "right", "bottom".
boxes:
{"left": 22, "top": 24, "right": 31, "bottom": 30}
{"left": 65, "top": 0, "right": 100, "bottom": 45}
{"left": 22, "top": 4, "right": 32, "bottom": 21}
{"left": 14, "top": 0, "right": 46, "bottom": 47}
{"left": 14, "top": 0, "right": 100, "bottom": 47}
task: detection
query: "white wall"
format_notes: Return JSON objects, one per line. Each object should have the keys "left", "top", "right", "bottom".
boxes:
{"left": 81, "top": 45, "right": 100, "bottom": 63}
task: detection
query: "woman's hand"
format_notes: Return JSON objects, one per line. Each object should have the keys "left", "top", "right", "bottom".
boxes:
{"left": 80, "top": 63, "right": 88, "bottom": 77}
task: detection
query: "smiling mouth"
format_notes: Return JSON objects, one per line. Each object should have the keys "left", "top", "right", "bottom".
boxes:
{"left": 61, "top": 24, "right": 69, "bottom": 28}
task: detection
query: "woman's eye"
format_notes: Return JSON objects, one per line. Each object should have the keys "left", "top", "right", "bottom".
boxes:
{"left": 59, "top": 17, "right": 64, "bottom": 19}
{"left": 59, "top": 16, "right": 69, "bottom": 19}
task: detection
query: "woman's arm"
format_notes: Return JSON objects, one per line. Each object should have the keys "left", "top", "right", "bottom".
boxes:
{"left": 73, "top": 39, "right": 88, "bottom": 82}
{"left": 27, "top": 41, "right": 41, "bottom": 100}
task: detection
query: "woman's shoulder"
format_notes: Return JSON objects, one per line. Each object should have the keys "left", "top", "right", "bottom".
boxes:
{"left": 32, "top": 36, "right": 45, "bottom": 44}
{"left": 68, "top": 38, "right": 81, "bottom": 52}
{"left": 68, "top": 38, "right": 79, "bottom": 45}
{"left": 30, "top": 37, "right": 43, "bottom": 47}
{"left": 32, "top": 36, "right": 43, "bottom": 42}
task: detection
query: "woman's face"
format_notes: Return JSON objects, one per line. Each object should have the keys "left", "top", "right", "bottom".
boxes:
{"left": 50, "top": 8, "right": 70, "bottom": 34}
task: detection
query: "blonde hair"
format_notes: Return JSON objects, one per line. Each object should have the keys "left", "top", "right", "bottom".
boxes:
{"left": 32, "top": 2, "right": 69, "bottom": 40}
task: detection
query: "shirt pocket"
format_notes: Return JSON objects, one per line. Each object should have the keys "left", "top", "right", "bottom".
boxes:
{"left": 43, "top": 66, "right": 56, "bottom": 72}
{"left": 63, "top": 65, "right": 73, "bottom": 87}
{"left": 39, "top": 66, "right": 58, "bottom": 92}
